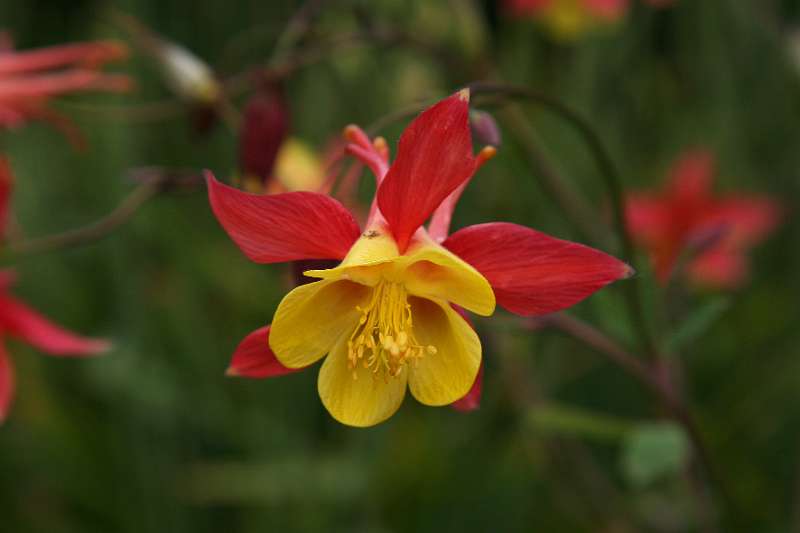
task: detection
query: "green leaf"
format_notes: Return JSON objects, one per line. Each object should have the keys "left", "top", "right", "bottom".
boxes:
{"left": 621, "top": 422, "right": 690, "bottom": 488}
{"left": 667, "top": 298, "right": 731, "bottom": 352}
{"left": 525, "top": 403, "right": 635, "bottom": 442}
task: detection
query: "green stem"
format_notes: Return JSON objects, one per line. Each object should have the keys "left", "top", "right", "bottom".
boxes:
{"left": 3, "top": 179, "right": 162, "bottom": 261}
{"left": 498, "top": 104, "right": 611, "bottom": 248}
{"left": 470, "top": 81, "right": 660, "bottom": 359}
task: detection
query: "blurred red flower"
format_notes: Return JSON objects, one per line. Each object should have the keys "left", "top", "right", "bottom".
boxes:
{"left": 0, "top": 157, "right": 110, "bottom": 423}
{"left": 505, "top": 0, "right": 671, "bottom": 17}
{"left": 626, "top": 150, "right": 782, "bottom": 288}
{"left": 505, "top": 0, "right": 628, "bottom": 22}
{"left": 209, "top": 90, "right": 631, "bottom": 425}
{"left": 0, "top": 36, "right": 131, "bottom": 140}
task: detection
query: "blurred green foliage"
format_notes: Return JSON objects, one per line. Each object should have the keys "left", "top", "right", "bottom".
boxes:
{"left": 1, "top": 1, "right": 799, "bottom": 532}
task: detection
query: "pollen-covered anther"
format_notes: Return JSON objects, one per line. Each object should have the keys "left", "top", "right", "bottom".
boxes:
{"left": 347, "top": 281, "right": 435, "bottom": 380}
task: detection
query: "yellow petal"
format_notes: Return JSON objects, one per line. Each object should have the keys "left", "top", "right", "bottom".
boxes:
{"left": 307, "top": 227, "right": 495, "bottom": 316}
{"left": 407, "top": 297, "right": 481, "bottom": 406}
{"left": 304, "top": 223, "right": 398, "bottom": 286}
{"left": 399, "top": 237, "right": 495, "bottom": 316}
{"left": 270, "top": 280, "right": 370, "bottom": 368}
{"left": 318, "top": 336, "right": 407, "bottom": 427}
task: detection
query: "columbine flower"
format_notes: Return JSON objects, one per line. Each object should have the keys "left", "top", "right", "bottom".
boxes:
{"left": 626, "top": 150, "right": 781, "bottom": 288}
{"left": 0, "top": 37, "right": 131, "bottom": 134}
{"left": 208, "top": 90, "right": 631, "bottom": 427}
{"left": 505, "top": 0, "right": 628, "bottom": 40}
{"left": 0, "top": 157, "right": 110, "bottom": 422}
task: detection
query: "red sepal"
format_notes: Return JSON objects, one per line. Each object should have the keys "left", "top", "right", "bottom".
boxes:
{"left": 377, "top": 91, "right": 476, "bottom": 252}
{"left": 207, "top": 172, "right": 361, "bottom": 263}
{"left": 226, "top": 325, "right": 302, "bottom": 378}
{"left": 444, "top": 222, "right": 631, "bottom": 316}
{"left": 0, "top": 295, "right": 110, "bottom": 356}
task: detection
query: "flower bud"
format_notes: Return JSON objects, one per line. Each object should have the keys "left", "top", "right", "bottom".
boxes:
{"left": 469, "top": 110, "right": 502, "bottom": 147}
{"left": 157, "top": 41, "right": 220, "bottom": 104}
{"left": 239, "top": 84, "right": 290, "bottom": 186}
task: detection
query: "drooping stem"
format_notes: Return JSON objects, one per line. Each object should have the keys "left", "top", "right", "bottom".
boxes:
{"left": 4, "top": 178, "right": 164, "bottom": 260}
{"left": 498, "top": 104, "right": 611, "bottom": 248}
{"left": 533, "top": 314, "right": 657, "bottom": 394}
{"left": 470, "top": 81, "right": 660, "bottom": 359}
{"left": 534, "top": 313, "right": 729, "bottom": 531}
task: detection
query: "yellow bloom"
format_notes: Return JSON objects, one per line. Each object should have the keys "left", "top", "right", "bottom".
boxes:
{"left": 269, "top": 224, "right": 494, "bottom": 426}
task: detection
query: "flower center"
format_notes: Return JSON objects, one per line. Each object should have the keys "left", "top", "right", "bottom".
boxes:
{"left": 347, "top": 281, "right": 437, "bottom": 380}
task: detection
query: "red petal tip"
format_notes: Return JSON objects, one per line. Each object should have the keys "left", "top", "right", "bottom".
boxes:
{"left": 225, "top": 366, "right": 240, "bottom": 377}
{"left": 622, "top": 263, "right": 636, "bottom": 279}
{"left": 457, "top": 88, "right": 470, "bottom": 102}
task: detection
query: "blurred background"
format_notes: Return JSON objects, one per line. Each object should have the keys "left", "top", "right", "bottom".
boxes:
{"left": 0, "top": 1, "right": 798, "bottom": 532}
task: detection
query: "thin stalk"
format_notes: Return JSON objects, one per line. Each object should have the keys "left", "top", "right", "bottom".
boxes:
{"left": 470, "top": 81, "right": 660, "bottom": 359}
{"left": 537, "top": 313, "right": 729, "bottom": 531}
{"left": 4, "top": 179, "right": 161, "bottom": 260}
{"left": 499, "top": 104, "right": 610, "bottom": 248}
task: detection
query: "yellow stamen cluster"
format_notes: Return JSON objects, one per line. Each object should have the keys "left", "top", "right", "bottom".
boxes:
{"left": 347, "top": 281, "right": 437, "bottom": 380}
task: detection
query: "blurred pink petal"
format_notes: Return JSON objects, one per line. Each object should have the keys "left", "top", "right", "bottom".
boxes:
{"left": 0, "top": 39, "right": 132, "bottom": 136}
{"left": 584, "top": 0, "right": 629, "bottom": 20}
{"left": 701, "top": 197, "right": 782, "bottom": 246}
{"left": 626, "top": 149, "right": 781, "bottom": 288}
{"left": 688, "top": 250, "right": 748, "bottom": 289}
{"left": 0, "top": 295, "right": 110, "bottom": 356}
{"left": 0, "top": 40, "right": 127, "bottom": 75}
{"left": 668, "top": 150, "right": 715, "bottom": 204}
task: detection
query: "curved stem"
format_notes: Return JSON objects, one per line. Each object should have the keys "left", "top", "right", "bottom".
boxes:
{"left": 533, "top": 314, "right": 665, "bottom": 402}
{"left": 497, "top": 104, "right": 611, "bottom": 248}
{"left": 470, "top": 81, "right": 660, "bottom": 359}
{"left": 4, "top": 179, "right": 161, "bottom": 260}
{"left": 535, "top": 313, "right": 729, "bottom": 530}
